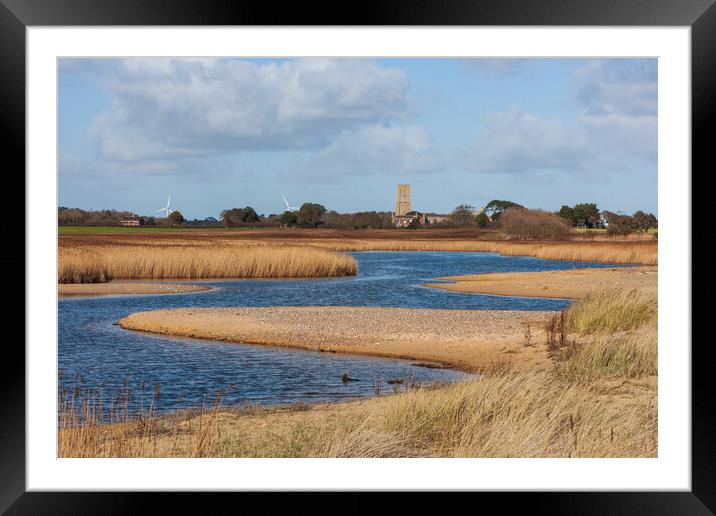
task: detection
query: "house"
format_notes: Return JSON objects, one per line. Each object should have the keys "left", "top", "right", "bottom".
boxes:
{"left": 393, "top": 211, "right": 425, "bottom": 228}
{"left": 120, "top": 218, "right": 141, "bottom": 227}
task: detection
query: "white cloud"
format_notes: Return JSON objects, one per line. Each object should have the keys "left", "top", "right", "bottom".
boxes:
{"left": 467, "top": 59, "right": 657, "bottom": 176}
{"left": 302, "top": 124, "right": 441, "bottom": 178}
{"left": 469, "top": 107, "right": 589, "bottom": 174}
{"left": 574, "top": 59, "right": 657, "bottom": 117}
{"left": 84, "top": 58, "right": 410, "bottom": 162}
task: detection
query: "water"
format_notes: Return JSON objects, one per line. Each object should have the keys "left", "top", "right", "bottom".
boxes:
{"left": 59, "top": 251, "right": 622, "bottom": 413}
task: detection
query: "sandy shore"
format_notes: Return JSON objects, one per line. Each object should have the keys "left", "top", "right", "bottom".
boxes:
{"left": 424, "top": 266, "right": 657, "bottom": 299}
{"left": 59, "top": 281, "right": 212, "bottom": 297}
{"left": 119, "top": 306, "right": 555, "bottom": 372}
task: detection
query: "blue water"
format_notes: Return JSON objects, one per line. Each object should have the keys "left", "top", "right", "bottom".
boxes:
{"left": 58, "top": 251, "right": 622, "bottom": 414}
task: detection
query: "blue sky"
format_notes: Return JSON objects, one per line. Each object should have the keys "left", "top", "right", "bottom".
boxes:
{"left": 58, "top": 58, "right": 657, "bottom": 219}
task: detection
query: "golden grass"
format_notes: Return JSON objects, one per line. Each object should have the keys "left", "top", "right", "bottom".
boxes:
{"left": 565, "top": 288, "right": 657, "bottom": 334}
{"left": 555, "top": 323, "right": 657, "bottom": 382}
{"left": 58, "top": 245, "right": 358, "bottom": 283}
{"left": 61, "top": 229, "right": 657, "bottom": 265}
{"left": 58, "top": 368, "right": 656, "bottom": 458}
{"left": 223, "top": 239, "right": 657, "bottom": 265}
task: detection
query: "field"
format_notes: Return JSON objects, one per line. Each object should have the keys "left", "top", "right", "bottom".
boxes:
{"left": 59, "top": 288, "right": 657, "bottom": 458}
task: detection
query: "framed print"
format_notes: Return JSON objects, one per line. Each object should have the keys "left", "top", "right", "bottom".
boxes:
{"left": 3, "top": 0, "right": 710, "bottom": 512}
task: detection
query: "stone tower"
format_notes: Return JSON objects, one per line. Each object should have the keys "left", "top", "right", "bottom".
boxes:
{"left": 394, "top": 184, "right": 412, "bottom": 216}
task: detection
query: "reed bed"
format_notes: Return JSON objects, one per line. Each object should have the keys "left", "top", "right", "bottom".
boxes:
{"left": 220, "top": 239, "right": 657, "bottom": 265}
{"left": 58, "top": 245, "right": 358, "bottom": 283}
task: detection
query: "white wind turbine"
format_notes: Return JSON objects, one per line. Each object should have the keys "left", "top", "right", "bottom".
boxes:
{"left": 282, "top": 193, "right": 299, "bottom": 212}
{"left": 155, "top": 195, "right": 172, "bottom": 217}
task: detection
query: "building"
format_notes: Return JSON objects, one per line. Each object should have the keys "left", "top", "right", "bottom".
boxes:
{"left": 425, "top": 214, "right": 449, "bottom": 225}
{"left": 394, "top": 184, "right": 411, "bottom": 217}
{"left": 393, "top": 210, "right": 427, "bottom": 228}
{"left": 391, "top": 184, "right": 447, "bottom": 227}
{"left": 120, "top": 218, "right": 141, "bottom": 226}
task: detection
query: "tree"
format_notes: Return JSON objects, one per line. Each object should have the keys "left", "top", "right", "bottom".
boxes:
{"left": 572, "top": 203, "right": 601, "bottom": 228}
{"left": 632, "top": 211, "right": 658, "bottom": 232}
{"left": 167, "top": 210, "right": 185, "bottom": 226}
{"left": 280, "top": 210, "right": 298, "bottom": 226}
{"left": 558, "top": 205, "right": 575, "bottom": 224}
{"left": 449, "top": 204, "right": 476, "bottom": 226}
{"left": 605, "top": 214, "right": 638, "bottom": 236}
{"left": 145, "top": 216, "right": 156, "bottom": 226}
{"left": 475, "top": 211, "right": 490, "bottom": 228}
{"left": 297, "top": 202, "right": 326, "bottom": 228}
{"left": 558, "top": 203, "right": 601, "bottom": 228}
{"left": 499, "top": 209, "right": 572, "bottom": 240}
{"left": 484, "top": 200, "right": 524, "bottom": 221}
{"left": 221, "top": 207, "right": 259, "bottom": 227}
{"left": 352, "top": 211, "right": 385, "bottom": 229}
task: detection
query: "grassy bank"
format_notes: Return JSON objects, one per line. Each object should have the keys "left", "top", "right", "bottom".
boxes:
{"left": 58, "top": 245, "right": 358, "bottom": 283}
{"left": 59, "top": 286, "right": 657, "bottom": 458}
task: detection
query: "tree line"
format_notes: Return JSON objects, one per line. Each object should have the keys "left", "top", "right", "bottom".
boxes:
{"left": 59, "top": 199, "right": 657, "bottom": 236}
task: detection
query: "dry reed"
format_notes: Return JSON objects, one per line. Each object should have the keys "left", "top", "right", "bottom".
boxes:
{"left": 58, "top": 245, "right": 358, "bottom": 283}
{"left": 228, "top": 239, "right": 657, "bottom": 265}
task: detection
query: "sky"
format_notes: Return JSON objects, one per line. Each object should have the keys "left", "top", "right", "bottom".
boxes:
{"left": 58, "top": 57, "right": 657, "bottom": 220}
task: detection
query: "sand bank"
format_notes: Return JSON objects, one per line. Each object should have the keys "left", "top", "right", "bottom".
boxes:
{"left": 424, "top": 266, "right": 657, "bottom": 300}
{"left": 59, "top": 281, "right": 212, "bottom": 298}
{"left": 118, "top": 306, "right": 555, "bottom": 372}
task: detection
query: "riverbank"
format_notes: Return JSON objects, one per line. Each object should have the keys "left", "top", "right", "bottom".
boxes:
{"left": 63, "top": 285, "right": 658, "bottom": 458}
{"left": 59, "top": 281, "right": 212, "bottom": 297}
{"left": 119, "top": 307, "right": 554, "bottom": 373}
{"left": 424, "top": 266, "right": 657, "bottom": 299}
{"left": 59, "top": 370, "right": 656, "bottom": 458}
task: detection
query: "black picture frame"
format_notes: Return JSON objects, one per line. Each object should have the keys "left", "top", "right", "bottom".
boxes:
{"left": 2, "top": 0, "right": 708, "bottom": 512}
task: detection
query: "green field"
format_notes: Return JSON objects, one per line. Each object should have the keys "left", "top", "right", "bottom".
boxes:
{"left": 57, "top": 225, "right": 253, "bottom": 235}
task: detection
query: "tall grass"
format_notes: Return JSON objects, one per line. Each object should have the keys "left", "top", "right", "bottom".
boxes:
{"left": 555, "top": 324, "right": 657, "bottom": 382}
{"left": 564, "top": 288, "right": 657, "bottom": 334}
{"left": 61, "top": 233, "right": 658, "bottom": 265}
{"left": 551, "top": 288, "right": 658, "bottom": 382}
{"left": 58, "top": 379, "right": 228, "bottom": 458}
{"left": 59, "top": 367, "right": 657, "bottom": 458}
{"left": 58, "top": 245, "right": 358, "bottom": 283}
{"left": 269, "top": 240, "right": 657, "bottom": 265}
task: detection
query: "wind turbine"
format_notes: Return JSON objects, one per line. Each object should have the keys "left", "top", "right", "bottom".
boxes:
{"left": 282, "top": 193, "right": 298, "bottom": 212}
{"left": 155, "top": 195, "right": 172, "bottom": 217}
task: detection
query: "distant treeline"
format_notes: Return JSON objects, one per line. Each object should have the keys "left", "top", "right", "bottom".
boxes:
{"left": 59, "top": 199, "right": 657, "bottom": 237}
{"left": 57, "top": 207, "right": 221, "bottom": 227}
